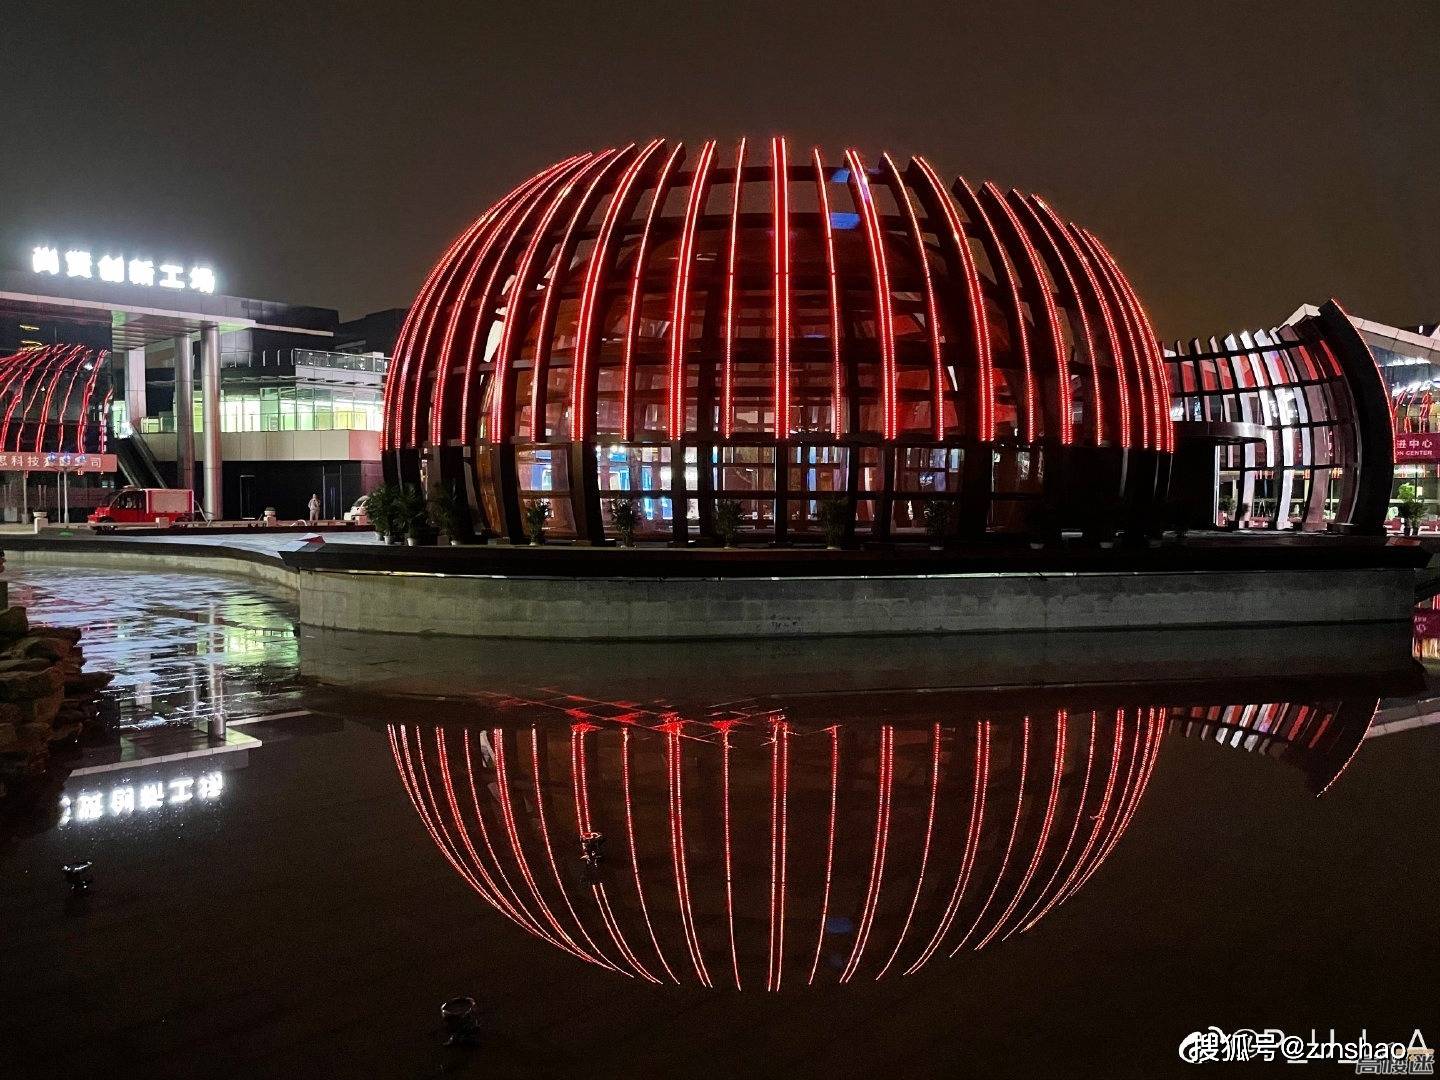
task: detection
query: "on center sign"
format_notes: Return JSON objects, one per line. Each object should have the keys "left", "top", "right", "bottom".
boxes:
{"left": 1395, "top": 434, "right": 1440, "bottom": 463}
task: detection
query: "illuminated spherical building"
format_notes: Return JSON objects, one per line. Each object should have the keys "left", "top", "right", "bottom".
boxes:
{"left": 383, "top": 139, "right": 1177, "bottom": 543}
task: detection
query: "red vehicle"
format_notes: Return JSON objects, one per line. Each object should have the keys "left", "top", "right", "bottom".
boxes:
{"left": 88, "top": 487, "right": 196, "bottom": 527}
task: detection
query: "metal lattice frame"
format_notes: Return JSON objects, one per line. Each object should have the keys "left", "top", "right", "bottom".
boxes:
{"left": 383, "top": 141, "right": 1173, "bottom": 544}
{"left": 0, "top": 344, "right": 110, "bottom": 454}
{"left": 1163, "top": 302, "right": 1392, "bottom": 532}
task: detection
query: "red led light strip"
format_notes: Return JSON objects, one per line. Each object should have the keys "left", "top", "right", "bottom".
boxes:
{"left": 1031, "top": 196, "right": 1135, "bottom": 447}
{"left": 807, "top": 725, "right": 841, "bottom": 985}
{"left": 1082, "top": 228, "right": 1173, "bottom": 451}
{"left": 720, "top": 139, "right": 747, "bottom": 440}
{"left": 913, "top": 158, "right": 995, "bottom": 440}
{"left": 667, "top": 140, "right": 718, "bottom": 439}
{"left": 454, "top": 163, "right": 593, "bottom": 445}
{"left": 620, "top": 727, "right": 682, "bottom": 983}
{"left": 1066, "top": 220, "right": 1149, "bottom": 449}
{"left": 571, "top": 139, "right": 667, "bottom": 441}
{"left": 875, "top": 723, "right": 943, "bottom": 979}
{"left": 772, "top": 137, "right": 792, "bottom": 438}
{"left": 420, "top": 171, "right": 555, "bottom": 446}
{"left": 1010, "top": 192, "right": 1103, "bottom": 446}
{"left": 845, "top": 150, "right": 898, "bottom": 438}
{"left": 71, "top": 351, "right": 107, "bottom": 454}
{"left": 620, "top": 143, "right": 687, "bottom": 442}
{"left": 951, "top": 718, "right": 1029, "bottom": 955}
{"left": 399, "top": 155, "right": 584, "bottom": 450}
{"left": 2, "top": 346, "right": 66, "bottom": 449}
{"left": 490, "top": 152, "right": 621, "bottom": 443}
{"left": 812, "top": 150, "right": 845, "bottom": 437}
{"left": 529, "top": 148, "right": 636, "bottom": 441}
{"left": 881, "top": 155, "right": 946, "bottom": 439}
{"left": 1034, "top": 710, "right": 1124, "bottom": 921}
{"left": 43, "top": 349, "right": 88, "bottom": 453}
{"left": 1069, "top": 709, "right": 1163, "bottom": 898}
{"left": 839, "top": 725, "right": 894, "bottom": 982}
{"left": 979, "top": 182, "right": 1070, "bottom": 444}
{"left": 904, "top": 721, "right": 988, "bottom": 976}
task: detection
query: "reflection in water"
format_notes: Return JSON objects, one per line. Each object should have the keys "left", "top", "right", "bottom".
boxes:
{"left": 1, "top": 567, "right": 300, "bottom": 729}
{"left": 390, "top": 687, "right": 1378, "bottom": 990}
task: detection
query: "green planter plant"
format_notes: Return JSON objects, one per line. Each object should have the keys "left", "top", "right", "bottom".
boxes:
{"left": 608, "top": 496, "right": 639, "bottom": 547}
{"left": 428, "top": 482, "right": 465, "bottom": 545}
{"left": 816, "top": 495, "right": 849, "bottom": 550}
{"left": 1397, "top": 482, "right": 1424, "bottom": 537}
{"left": 398, "top": 483, "right": 429, "bottom": 546}
{"left": 923, "top": 499, "right": 952, "bottom": 549}
{"left": 714, "top": 498, "right": 742, "bottom": 548}
{"left": 524, "top": 499, "right": 552, "bottom": 545}
{"left": 365, "top": 483, "right": 400, "bottom": 543}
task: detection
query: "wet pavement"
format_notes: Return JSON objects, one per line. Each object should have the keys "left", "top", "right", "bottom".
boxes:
{"left": 1, "top": 566, "right": 1437, "bottom": 1079}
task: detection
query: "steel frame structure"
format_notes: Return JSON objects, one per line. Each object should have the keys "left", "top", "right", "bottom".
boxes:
{"left": 383, "top": 141, "right": 1174, "bottom": 544}
{"left": 0, "top": 344, "right": 111, "bottom": 455}
{"left": 1164, "top": 301, "right": 1392, "bottom": 532}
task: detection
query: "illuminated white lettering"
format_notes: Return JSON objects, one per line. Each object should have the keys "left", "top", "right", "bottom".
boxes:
{"left": 64, "top": 250, "right": 93, "bottom": 278}
{"left": 32, "top": 246, "right": 60, "bottom": 274}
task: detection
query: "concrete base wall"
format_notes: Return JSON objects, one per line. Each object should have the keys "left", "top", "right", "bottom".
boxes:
{"left": 298, "top": 565, "right": 1413, "bottom": 640}
{"left": 5, "top": 546, "right": 1416, "bottom": 640}
{"left": 5, "top": 547, "right": 298, "bottom": 594}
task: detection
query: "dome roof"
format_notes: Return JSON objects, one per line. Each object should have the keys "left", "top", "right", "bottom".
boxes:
{"left": 384, "top": 139, "right": 1171, "bottom": 455}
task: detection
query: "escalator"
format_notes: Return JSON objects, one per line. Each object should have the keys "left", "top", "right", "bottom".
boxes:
{"left": 114, "top": 434, "right": 167, "bottom": 489}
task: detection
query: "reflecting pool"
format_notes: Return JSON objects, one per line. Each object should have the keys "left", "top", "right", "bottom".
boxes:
{"left": 1, "top": 567, "right": 1436, "bottom": 1079}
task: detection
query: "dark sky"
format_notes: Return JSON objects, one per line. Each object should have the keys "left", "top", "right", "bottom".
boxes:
{"left": 3, "top": 0, "right": 1436, "bottom": 339}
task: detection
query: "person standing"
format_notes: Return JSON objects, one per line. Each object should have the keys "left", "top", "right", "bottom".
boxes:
{"left": 307, "top": 493, "right": 321, "bottom": 524}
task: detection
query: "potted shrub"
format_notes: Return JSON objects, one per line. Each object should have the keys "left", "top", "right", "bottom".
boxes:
{"left": 365, "top": 483, "right": 399, "bottom": 544}
{"left": 523, "top": 499, "right": 551, "bottom": 545}
{"left": 816, "top": 495, "right": 849, "bottom": 550}
{"left": 1228, "top": 500, "right": 1251, "bottom": 531}
{"left": 428, "top": 482, "right": 465, "bottom": 545}
{"left": 713, "top": 498, "right": 742, "bottom": 548}
{"left": 922, "top": 500, "right": 952, "bottom": 550}
{"left": 398, "top": 483, "right": 429, "bottom": 546}
{"left": 1217, "top": 494, "right": 1235, "bottom": 527}
{"left": 1397, "top": 482, "right": 1424, "bottom": 538}
{"left": 608, "top": 496, "right": 639, "bottom": 547}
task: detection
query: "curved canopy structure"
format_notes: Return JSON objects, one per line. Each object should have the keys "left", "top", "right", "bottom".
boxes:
{"left": 384, "top": 140, "right": 1173, "bottom": 543}
{"left": 0, "top": 344, "right": 111, "bottom": 456}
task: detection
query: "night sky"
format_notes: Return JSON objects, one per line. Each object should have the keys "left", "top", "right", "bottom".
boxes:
{"left": 3, "top": 0, "right": 1436, "bottom": 339}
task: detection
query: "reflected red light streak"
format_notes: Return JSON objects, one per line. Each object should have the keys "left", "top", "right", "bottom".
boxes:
{"left": 840, "top": 725, "right": 894, "bottom": 982}
{"left": 953, "top": 718, "right": 1029, "bottom": 955}
{"left": 621, "top": 728, "right": 681, "bottom": 983}
{"left": 664, "top": 723, "right": 714, "bottom": 987}
{"left": 572, "top": 727, "right": 661, "bottom": 983}
{"left": 875, "top": 723, "right": 943, "bottom": 979}
{"left": 766, "top": 716, "right": 790, "bottom": 990}
{"left": 976, "top": 711, "right": 1065, "bottom": 949}
{"left": 1009, "top": 711, "right": 1097, "bottom": 939}
{"left": 905, "top": 721, "right": 988, "bottom": 976}
{"left": 721, "top": 725, "right": 742, "bottom": 990}
{"left": 807, "top": 725, "right": 841, "bottom": 985}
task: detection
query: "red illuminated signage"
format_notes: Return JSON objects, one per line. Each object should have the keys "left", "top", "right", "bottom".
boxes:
{"left": 1396, "top": 434, "right": 1440, "bottom": 462}
{"left": 0, "top": 452, "right": 117, "bottom": 473}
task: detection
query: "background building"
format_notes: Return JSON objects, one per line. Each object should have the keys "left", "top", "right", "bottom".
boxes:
{"left": 0, "top": 251, "right": 403, "bottom": 521}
